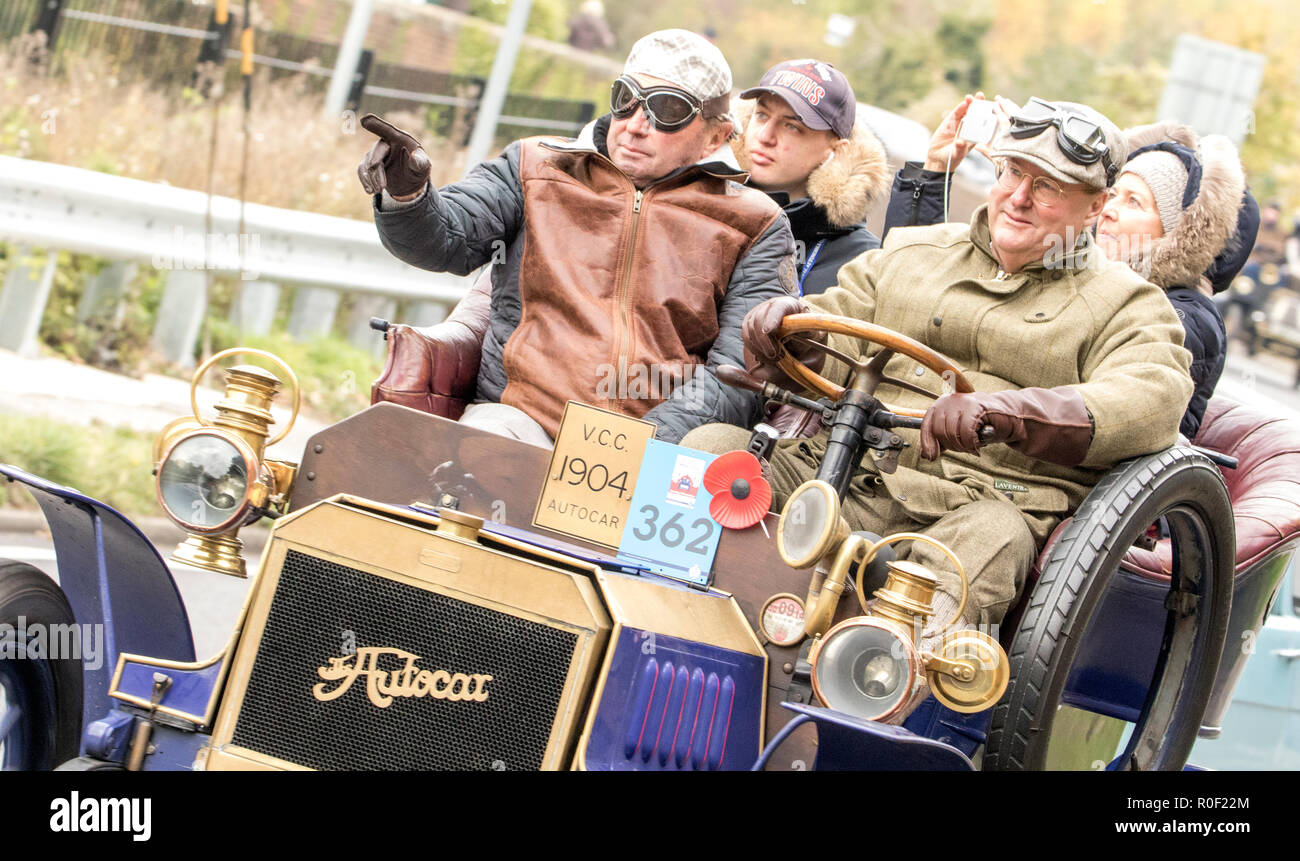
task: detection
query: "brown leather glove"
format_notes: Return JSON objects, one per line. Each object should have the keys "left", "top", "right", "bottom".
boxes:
{"left": 358, "top": 114, "right": 432, "bottom": 198}
{"left": 919, "top": 387, "right": 1094, "bottom": 466}
{"left": 741, "top": 295, "right": 827, "bottom": 375}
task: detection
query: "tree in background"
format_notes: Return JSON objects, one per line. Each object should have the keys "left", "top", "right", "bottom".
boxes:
{"left": 600, "top": 0, "right": 989, "bottom": 113}
{"left": 986, "top": 0, "right": 1298, "bottom": 206}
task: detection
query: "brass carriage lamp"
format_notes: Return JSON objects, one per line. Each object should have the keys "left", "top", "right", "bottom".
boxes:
{"left": 808, "top": 534, "right": 1010, "bottom": 722}
{"left": 772, "top": 481, "right": 1009, "bottom": 721}
{"left": 152, "top": 349, "right": 300, "bottom": 578}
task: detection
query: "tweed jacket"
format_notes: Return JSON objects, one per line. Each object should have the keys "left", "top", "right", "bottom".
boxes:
{"left": 802, "top": 206, "right": 1193, "bottom": 544}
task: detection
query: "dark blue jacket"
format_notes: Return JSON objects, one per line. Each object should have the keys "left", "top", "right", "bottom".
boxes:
{"left": 775, "top": 194, "right": 880, "bottom": 295}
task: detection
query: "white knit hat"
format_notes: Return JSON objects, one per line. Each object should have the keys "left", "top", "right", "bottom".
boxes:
{"left": 623, "top": 29, "right": 733, "bottom": 103}
{"left": 1124, "top": 150, "right": 1191, "bottom": 236}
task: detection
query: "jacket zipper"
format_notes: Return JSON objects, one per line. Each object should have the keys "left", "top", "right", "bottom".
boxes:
{"left": 910, "top": 182, "right": 922, "bottom": 224}
{"left": 540, "top": 140, "right": 729, "bottom": 410}
{"left": 611, "top": 188, "right": 643, "bottom": 407}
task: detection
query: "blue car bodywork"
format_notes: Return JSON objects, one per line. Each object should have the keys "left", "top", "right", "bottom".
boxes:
{"left": 1192, "top": 557, "right": 1300, "bottom": 769}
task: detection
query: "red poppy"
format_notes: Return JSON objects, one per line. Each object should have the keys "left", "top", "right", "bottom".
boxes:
{"left": 703, "top": 451, "right": 772, "bottom": 529}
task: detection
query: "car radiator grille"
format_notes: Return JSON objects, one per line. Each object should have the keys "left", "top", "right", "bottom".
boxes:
{"left": 230, "top": 550, "right": 577, "bottom": 770}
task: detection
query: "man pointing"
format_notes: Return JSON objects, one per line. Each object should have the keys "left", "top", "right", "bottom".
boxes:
{"left": 359, "top": 29, "right": 796, "bottom": 446}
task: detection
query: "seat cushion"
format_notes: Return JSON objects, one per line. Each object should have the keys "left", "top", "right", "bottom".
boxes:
{"left": 1092, "top": 397, "right": 1300, "bottom": 581}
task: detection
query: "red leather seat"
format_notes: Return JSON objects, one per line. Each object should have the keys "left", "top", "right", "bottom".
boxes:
{"left": 370, "top": 270, "right": 491, "bottom": 419}
{"left": 1123, "top": 397, "right": 1300, "bottom": 579}
{"left": 1003, "top": 396, "right": 1300, "bottom": 643}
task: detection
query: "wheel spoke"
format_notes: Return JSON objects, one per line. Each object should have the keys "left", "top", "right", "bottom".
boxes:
{"left": 790, "top": 336, "right": 863, "bottom": 371}
{"left": 878, "top": 374, "right": 939, "bottom": 399}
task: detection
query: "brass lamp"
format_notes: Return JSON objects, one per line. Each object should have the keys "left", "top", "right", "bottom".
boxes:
{"left": 153, "top": 349, "right": 300, "bottom": 577}
{"left": 807, "top": 533, "right": 1010, "bottom": 722}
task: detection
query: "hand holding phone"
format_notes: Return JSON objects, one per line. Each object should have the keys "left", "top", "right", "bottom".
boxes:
{"left": 958, "top": 98, "right": 999, "bottom": 145}
{"left": 924, "top": 94, "right": 988, "bottom": 173}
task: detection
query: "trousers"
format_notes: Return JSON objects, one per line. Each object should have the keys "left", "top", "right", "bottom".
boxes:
{"left": 460, "top": 402, "right": 555, "bottom": 449}
{"left": 681, "top": 423, "right": 1038, "bottom": 633}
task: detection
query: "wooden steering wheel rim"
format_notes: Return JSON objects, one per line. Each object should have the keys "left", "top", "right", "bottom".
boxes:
{"left": 774, "top": 313, "right": 974, "bottom": 418}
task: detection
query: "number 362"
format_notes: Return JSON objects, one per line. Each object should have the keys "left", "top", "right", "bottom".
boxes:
{"left": 631, "top": 504, "right": 714, "bottom": 554}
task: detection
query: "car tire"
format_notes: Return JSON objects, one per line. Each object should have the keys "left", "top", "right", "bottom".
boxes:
{"left": 982, "top": 448, "right": 1234, "bottom": 771}
{"left": 0, "top": 560, "right": 84, "bottom": 770}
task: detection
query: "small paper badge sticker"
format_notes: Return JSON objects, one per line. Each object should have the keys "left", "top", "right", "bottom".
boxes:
{"left": 665, "top": 453, "right": 706, "bottom": 508}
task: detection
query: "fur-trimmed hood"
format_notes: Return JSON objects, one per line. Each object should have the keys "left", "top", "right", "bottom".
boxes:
{"left": 729, "top": 97, "right": 890, "bottom": 229}
{"left": 1119, "top": 121, "right": 1246, "bottom": 292}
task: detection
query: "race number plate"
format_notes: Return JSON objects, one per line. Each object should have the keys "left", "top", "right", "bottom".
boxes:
{"left": 617, "top": 440, "right": 722, "bottom": 587}
{"left": 532, "top": 402, "right": 656, "bottom": 549}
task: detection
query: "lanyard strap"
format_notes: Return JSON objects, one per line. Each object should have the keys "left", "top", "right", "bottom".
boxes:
{"left": 797, "top": 239, "right": 827, "bottom": 295}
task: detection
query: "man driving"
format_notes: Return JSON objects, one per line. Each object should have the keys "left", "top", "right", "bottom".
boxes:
{"left": 358, "top": 29, "right": 795, "bottom": 447}
{"left": 683, "top": 99, "right": 1193, "bottom": 649}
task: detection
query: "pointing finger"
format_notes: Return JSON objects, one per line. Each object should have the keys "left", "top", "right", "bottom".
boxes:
{"left": 360, "top": 113, "right": 421, "bottom": 152}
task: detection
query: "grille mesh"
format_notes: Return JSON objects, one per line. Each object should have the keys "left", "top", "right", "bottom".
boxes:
{"left": 230, "top": 549, "right": 578, "bottom": 770}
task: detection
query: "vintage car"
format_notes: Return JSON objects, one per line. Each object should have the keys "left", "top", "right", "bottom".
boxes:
{"left": 3, "top": 312, "right": 1300, "bottom": 771}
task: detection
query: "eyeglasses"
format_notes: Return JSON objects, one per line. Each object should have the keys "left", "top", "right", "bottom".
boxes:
{"left": 1008, "top": 97, "right": 1118, "bottom": 185}
{"left": 610, "top": 75, "right": 702, "bottom": 133}
{"left": 994, "top": 158, "right": 1068, "bottom": 208}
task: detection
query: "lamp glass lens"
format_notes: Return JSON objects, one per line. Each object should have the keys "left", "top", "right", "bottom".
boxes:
{"left": 818, "top": 623, "right": 911, "bottom": 719}
{"left": 779, "top": 483, "right": 830, "bottom": 565}
{"left": 159, "top": 434, "right": 250, "bottom": 530}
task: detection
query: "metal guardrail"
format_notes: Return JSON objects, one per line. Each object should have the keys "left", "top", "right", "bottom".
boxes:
{"left": 0, "top": 155, "right": 470, "bottom": 301}
{"left": 0, "top": 155, "right": 476, "bottom": 364}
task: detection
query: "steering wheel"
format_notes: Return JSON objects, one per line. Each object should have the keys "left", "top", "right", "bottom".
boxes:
{"left": 773, "top": 312, "right": 975, "bottom": 418}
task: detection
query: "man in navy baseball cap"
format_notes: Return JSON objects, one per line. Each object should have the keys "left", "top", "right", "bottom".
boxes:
{"left": 734, "top": 59, "right": 888, "bottom": 296}
{"left": 740, "top": 59, "right": 856, "bottom": 141}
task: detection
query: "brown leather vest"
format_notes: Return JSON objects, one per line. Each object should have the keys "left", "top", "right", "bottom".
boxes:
{"left": 500, "top": 138, "right": 783, "bottom": 436}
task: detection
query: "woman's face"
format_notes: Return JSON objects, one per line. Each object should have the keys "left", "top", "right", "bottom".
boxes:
{"left": 1096, "top": 172, "right": 1165, "bottom": 261}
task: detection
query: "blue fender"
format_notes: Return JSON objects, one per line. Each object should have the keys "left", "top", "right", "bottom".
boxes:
{"left": 753, "top": 702, "right": 977, "bottom": 771}
{"left": 1, "top": 464, "right": 195, "bottom": 744}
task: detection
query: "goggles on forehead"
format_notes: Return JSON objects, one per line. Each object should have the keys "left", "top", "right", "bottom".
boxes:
{"left": 610, "top": 75, "right": 704, "bottom": 132}
{"left": 1009, "top": 97, "right": 1119, "bottom": 185}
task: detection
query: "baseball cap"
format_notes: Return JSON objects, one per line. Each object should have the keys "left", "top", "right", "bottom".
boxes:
{"left": 990, "top": 99, "right": 1127, "bottom": 190}
{"left": 740, "top": 59, "right": 856, "bottom": 140}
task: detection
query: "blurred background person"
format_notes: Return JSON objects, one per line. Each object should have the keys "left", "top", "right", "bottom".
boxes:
{"left": 568, "top": 1, "right": 615, "bottom": 52}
